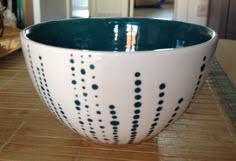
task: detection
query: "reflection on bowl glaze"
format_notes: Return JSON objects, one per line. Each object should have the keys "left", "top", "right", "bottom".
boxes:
{"left": 21, "top": 18, "right": 218, "bottom": 145}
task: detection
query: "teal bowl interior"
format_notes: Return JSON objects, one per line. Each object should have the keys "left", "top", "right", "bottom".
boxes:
{"left": 24, "top": 18, "right": 214, "bottom": 52}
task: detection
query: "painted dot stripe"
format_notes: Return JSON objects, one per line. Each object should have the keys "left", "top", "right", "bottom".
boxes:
{"left": 146, "top": 83, "right": 166, "bottom": 137}
{"left": 128, "top": 72, "right": 142, "bottom": 144}
{"left": 192, "top": 56, "right": 207, "bottom": 100}
{"left": 109, "top": 105, "right": 120, "bottom": 144}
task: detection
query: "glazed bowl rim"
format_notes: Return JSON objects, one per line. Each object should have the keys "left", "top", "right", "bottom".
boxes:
{"left": 21, "top": 17, "right": 218, "bottom": 55}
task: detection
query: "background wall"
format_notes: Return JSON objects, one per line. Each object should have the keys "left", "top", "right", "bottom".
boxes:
{"left": 40, "top": 0, "right": 69, "bottom": 22}
{"left": 174, "top": 0, "right": 209, "bottom": 26}
{"left": 32, "top": 0, "right": 209, "bottom": 26}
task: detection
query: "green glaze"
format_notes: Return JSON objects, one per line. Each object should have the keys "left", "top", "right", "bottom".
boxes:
{"left": 25, "top": 18, "right": 214, "bottom": 52}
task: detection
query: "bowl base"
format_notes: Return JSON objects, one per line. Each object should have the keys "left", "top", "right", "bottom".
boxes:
{"left": 87, "top": 137, "right": 155, "bottom": 148}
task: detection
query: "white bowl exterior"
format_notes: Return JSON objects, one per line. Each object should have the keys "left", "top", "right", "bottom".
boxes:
{"left": 21, "top": 33, "right": 217, "bottom": 144}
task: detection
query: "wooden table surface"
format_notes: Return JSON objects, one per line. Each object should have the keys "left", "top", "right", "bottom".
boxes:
{"left": 0, "top": 26, "right": 21, "bottom": 58}
{"left": 0, "top": 51, "right": 236, "bottom": 161}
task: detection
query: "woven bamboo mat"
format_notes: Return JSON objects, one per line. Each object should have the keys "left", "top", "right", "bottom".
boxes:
{"left": 0, "top": 51, "right": 236, "bottom": 161}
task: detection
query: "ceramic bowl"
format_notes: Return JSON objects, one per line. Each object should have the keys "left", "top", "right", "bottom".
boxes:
{"left": 21, "top": 18, "right": 217, "bottom": 145}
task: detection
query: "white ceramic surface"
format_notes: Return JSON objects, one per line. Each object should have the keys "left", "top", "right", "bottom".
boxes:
{"left": 20, "top": 18, "right": 218, "bottom": 145}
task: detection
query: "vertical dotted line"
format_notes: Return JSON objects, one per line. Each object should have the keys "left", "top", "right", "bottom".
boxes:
{"left": 82, "top": 55, "right": 97, "bottom": 140}
{"left": 128, "top": 72, "right": 142, "bottom": 144}
{"left": 58, "top": 104, "right": 76, "bottom": 131}
{"left": 192, "top": 56, "right": 207, "bottom": 100}
{"left": 70, "top": 54, "right": 88, "bottom": 136}
{"left": 97, "top": 109, "right": 109, "bottom": 142}
{"left": 38, "top": 56, "right": 74, "bottom": 129}
{"left": 109, "top": 105, "right": 119, "bottom": 144}
{"left": 146, "top": 83, "right": 166, "bottom": 137}
{"left": 26, "top": 44, "right": 45, "bottom": 104}
{"left": 79, "top": 54, "right": 100, "bottom": 141}
{"left": 35, "top": 56, "right": 63, "bottom": 123}
{"left": 164, "top": 97, "right": 184, "bottom": 128}
{"left": 86, "top": 57, "right": 109, "bottom": 142}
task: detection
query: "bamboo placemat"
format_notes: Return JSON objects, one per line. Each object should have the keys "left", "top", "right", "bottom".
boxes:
{"left": 0, "top": 51, "right": 236, "bottom": 161}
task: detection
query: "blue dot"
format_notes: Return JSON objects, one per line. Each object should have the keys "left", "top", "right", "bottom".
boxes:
{"left": 135, "top": 72, "right": 141, "bottom": 77}
{"left": 81, "top": 69, "right": 86, "bottom": 75}
{"left": 72, "top": 80, "right": 77, "bottom": 85}
{"left": 154, "top": 117, "right": 159, "bottom": 121}
{"left": 159, "top": 83, "right": 166, "bottom": 90}
{"left": 158, "top": 100, "right": 164, "bottom": 105}
{"left": 90, "top": 65, "right": 95, "bottom": 70}
{"left": 175, "top": 106, "right": 180, "bottom": 111}
{"left": 135, "top": 88, "right": 141, "bottom": 93}
{"left": 87, "top": 119, "right": 93, "bottom": 122}
{"left": 152, "top": 123, "right": 157, "bottom": 127}
{"left": 156, "top": 113, "right": 160, "bottom": 117}
{"left": 112, "top": 116, "right": 117, "bottom": 119}
{"left": 109, "top": 105, "right": 115, "bottom": 109}
{"left": 197, "top": 81, "right": 201, "bottom": 85}
{"left": 178, "top": 98, "right": 184, "bottom": 104}
{"left": 168, "top": 119, "right": 173, "bottom": 123}
{"left": 131, "top": 131, "right": 137, "bottom": 135}
{"left": 134, "top": 109, "right": 140, "bottom": 114}
{"left": 41, "top": 86, "right": 45, "bottom": 91}
{"left": 135, "top": 80, "right": 142, "bottom": 86}
{"left": 134, "top": 102, "right": 142, "bottom": 108}
{"left": 75, "top": 100, "right": 80, "bottom": 106}
{"left": 110, "top": 111, "right": 116, "bottom": 115}
{"left": 133, "top": 115, "right": 140, "bottom": 119}
{"left": 132, "top": 120, "right": 138, "bottom": 124}
{"left": 157, "top": 107, "right": 162, "bottom": 111}
{"left": 200, "top": 64, "right": 206, "bottom": 72}
{"left": 92, "top": 84, "right": 99, "bottom": 90}
{"left": 159, "top": 92, "right": 165, "bottom": 97}
{"left": 110, "top": 121, "right": 119, "bottom": 126}
{"left": 199, "top": 74, "right": 202, "bottom": 79}
{"left": 135, "top": 95, "right": 141, "bottom": 100}
{"left": 70, "top": 59, "right": 74, "bottom": 63}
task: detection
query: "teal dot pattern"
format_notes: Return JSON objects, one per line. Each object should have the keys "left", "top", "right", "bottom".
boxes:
{"left": 70, "top": 54, "right": 108, "bottom": 141}
{"left": 26, "top": 45, "right": 45, "bottom": 103}
{"left": 128, "top": 72, "right": 142, "bottom": 144}
{"left": 26, "top": 45, "right": 76, "bottom": 132}
{"left": 146, "top": 83, "right": 166, "bottom": 137}
{"left": 192, "top": 56, "right": 207, "bottom": 100}
{"left": 109, "top": 105, "right": 120, "bottom": 144}
{"left": 26, "top": 44, "right": 207, "bottom": 143}
{"left": 164, "top": 97, "right": 184, "bottom": 128}
{"left": 70, "top": 54, "right": 88, "bottom": 137}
